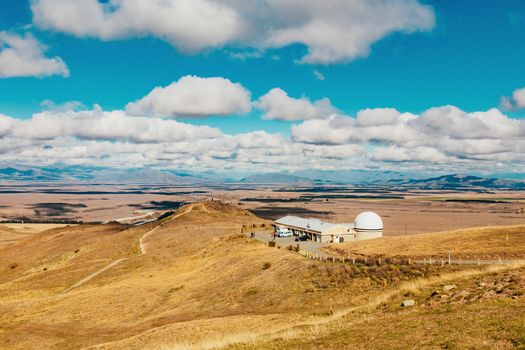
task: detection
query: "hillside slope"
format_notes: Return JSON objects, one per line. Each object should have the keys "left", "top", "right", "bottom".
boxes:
{"left": 327, "top": 225, "right": 525, "bottom": 259}
{"left": 0, "top": 202, "right": 523, "bottom": 349}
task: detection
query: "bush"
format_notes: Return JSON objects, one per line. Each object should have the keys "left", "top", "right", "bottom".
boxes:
{"left": 262, "top": 262, "right": 271, "bottom": 270}
{"left": 268, "top": 241, "right": 276, "bottom": 247}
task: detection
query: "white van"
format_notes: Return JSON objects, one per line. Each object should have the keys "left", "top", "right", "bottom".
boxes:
{"left": 276, "top": 227, "right": 292, "bottom": 237}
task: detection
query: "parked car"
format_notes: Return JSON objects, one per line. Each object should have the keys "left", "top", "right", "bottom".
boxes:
{"left": 277, "top": 231, "right": 292, "bottom": 238}
{"left": 295, "top": 235, "right": 308, "bottom": 241}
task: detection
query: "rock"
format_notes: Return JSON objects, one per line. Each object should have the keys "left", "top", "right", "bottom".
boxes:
{"left": 401, "top": 299, "right": 415, "bottom": 307}
{"left": 443, "top": 284, "right": 457, "bottom": 292}
{"left": 430, "top": 290, "right": 440, "bottom": 298}
{"left": 483, "top": 290, "right": 496, "bottom": 299}
{"left": 458, "top": 290, "right": 470, "bottom": 297}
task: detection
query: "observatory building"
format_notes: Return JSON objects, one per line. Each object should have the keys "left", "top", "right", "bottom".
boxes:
{"left": 273, "top": 211, "right": 383, "bottom": 243}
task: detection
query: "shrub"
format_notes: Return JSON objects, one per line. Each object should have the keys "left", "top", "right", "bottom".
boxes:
{"left": 268, "top": 241, "right": 276, "bottom": 247}
{"left": 262, "top": 262, "right": 272, "bottom": 270}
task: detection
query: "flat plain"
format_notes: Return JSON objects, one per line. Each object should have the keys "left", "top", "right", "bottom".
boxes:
{"left": 1, "top": 183, "right": 524, "bottom": 234}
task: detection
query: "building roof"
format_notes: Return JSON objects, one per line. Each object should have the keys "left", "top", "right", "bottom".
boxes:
{"left": 274, "top": 215, "right": 350, "bottom": 233}
{"left": 354, "top": 211, "right": 383, "bottom": 230}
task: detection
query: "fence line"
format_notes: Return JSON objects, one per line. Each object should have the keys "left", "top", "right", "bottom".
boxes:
{"left": 295, "top": 248, "right": 520, "bottom": 266}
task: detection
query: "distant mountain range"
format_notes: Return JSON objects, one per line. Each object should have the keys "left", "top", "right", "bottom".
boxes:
{"left": 0, "top": 166, "right": 206, "bottom": 184}
{"left": 392, "top": 174, "right": 525, "bottom": 190}
{"left": 1, "top": 166, "right": 524, "bottom": 190}
{"left": 240, "top": 173, "right": 313, "bottom": 185}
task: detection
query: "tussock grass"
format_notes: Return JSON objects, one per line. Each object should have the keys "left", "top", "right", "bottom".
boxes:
{"left": 328, "top": 224, "right": 525, "bottom": 259}
{"left": 153, "top": 262, "right": 525, "bottom": 350}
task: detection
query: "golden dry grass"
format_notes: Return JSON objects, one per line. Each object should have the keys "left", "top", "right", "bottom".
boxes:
{"left": 328, "top": 225, "right": 525, "bottom": 259}
{"left": 1, "top": 202, "right": 524, "bottom": 350}
{"left": 152, "top": 263, "right": 525, "bottom": 350}
{"left": 0, "top": 223, "right": 72, "bottom": 248}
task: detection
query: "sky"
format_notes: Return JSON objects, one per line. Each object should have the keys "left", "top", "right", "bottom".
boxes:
{"left": 0, "top": 0, "right": 524, "bottom": 177}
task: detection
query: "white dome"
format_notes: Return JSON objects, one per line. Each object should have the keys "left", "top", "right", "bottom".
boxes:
{"left": 354, "top": 211, "right": 383, "bottom": 230}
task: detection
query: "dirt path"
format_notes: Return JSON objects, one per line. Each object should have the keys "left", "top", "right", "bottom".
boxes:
{"left": 251, "top": 231, "right": 334, "bottom": 259}
{"left": 61, "top": 258, "right": 128, "bottom": 294}
{"left": 139, "top": 206, "right": 192, "bottom": 255}
{"left": 61, "top": 206, "right": 194, "bottom": 294}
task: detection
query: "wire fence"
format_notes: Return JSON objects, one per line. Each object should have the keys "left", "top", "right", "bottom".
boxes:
{"left": 297, "top": 250, "right": 522, "bottom": 266}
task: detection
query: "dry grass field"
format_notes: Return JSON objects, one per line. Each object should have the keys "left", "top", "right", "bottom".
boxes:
{"left": 327, "top": 225, "right": 525, "bottom": 260}
{"left": 0, "top": 201, "right": 523, "bottom": 349}
{"left": 226, "top": 265, "right": 525, "bottom": 350}
{"left": 0, "top": 223, "right": 72, "bottom": 249}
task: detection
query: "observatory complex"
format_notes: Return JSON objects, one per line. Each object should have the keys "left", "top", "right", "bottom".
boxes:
{"left": 273, "top": 212, "right": 383, "bottom": 243}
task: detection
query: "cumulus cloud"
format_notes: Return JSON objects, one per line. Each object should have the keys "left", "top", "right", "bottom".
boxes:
{"left": 2, "top": 106, "right": 221, "bottom": 143}
{"left": 256, "top": 88, "right": 337, "bottom": 121}
{"left": 292, "top": 106, "right": 525, "bottom": 164}
{"left": 31, "top": 0, "right": 434, "bottom": 64}
{"left": 500, "top": 86, "right": 525, "bottom": 110}
{"left": 126, "top": 76, "right": 251, "bottom": 118}
{"left": 0, "top": 31, "right": 69, "bottom": 78}
{"left": 2, "top": 100, "right": 524, "bottom": 173}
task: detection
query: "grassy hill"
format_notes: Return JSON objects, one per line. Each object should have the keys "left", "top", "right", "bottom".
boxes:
{"left": 0, "top": 202, "right": 523, "bottom": 349}
{"left": 327, "top": 225, "right": 525, "bottom": 260}
{"left": 0, "top": 223, "right": 71, "bottom": 249}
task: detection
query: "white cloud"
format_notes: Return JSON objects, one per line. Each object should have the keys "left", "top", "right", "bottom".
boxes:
{"left": 500, "top": 86, "right": 525, "bottom": 110}
{"left": 40, "top": 99, "right": 85, "bottom": 112}
{"left": 0, "top": 31, "right": 69, "bottom": 78}
{"left": 31, "top": 0, "right": 435, "bottom": 64}
{"left": 2, "top": 100, "right": 524, "bottom": 173}
{"left": 313, "top": 70, "right": 325, "bottom": 81}
{"left": 256, "top": 88, "right": 337, "bottom": 121}
{"left": 126, "top": 76, "right": 251, "bottom": 118}
{"left": 7, "top": 106, "right": 222, "bottom": 142}
{"left": 292, "top": 106, "right": 525, "bottom": 164}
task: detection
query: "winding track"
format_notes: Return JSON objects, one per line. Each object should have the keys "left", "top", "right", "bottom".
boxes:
{"left": 60, "top": 258, "right": 128, "bottom": 293}
{"left": 138, "top": 205, "right": 192, "bottom": 254}
{"left": 61, "top": 205, "right": 193, "bottom": 293}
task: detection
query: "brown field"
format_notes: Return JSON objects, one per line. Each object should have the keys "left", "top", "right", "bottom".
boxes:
{"left": 327, "top": 225, "right": 525, "bottom": 260}
{"left": 0, "top": 200, "right": 523, "bottom": 349}
{"left": 0, "top": 183, "right": 524, "bottom": 236}
{"left": 0, "top": 223, "right": 72, "bottom": 249}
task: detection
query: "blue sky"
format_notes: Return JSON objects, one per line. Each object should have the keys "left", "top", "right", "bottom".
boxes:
{"left": 0, "top": 0, "right": 524, "bottom": 175}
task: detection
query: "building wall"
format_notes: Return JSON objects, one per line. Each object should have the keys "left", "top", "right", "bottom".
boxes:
{"left": 321, "top": 226, "right": 356, "bottom": 243}
{"left": 274, "top": 221, "right": 382, "bottom": 243}
{"left": 355, "top": 229, "right": 383, "bottom": 241}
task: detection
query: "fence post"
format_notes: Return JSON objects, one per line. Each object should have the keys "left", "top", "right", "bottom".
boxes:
{"left": 441, "top": 259, "right": 444, "bottom": 267}
{"left": 378, "top": 258, "right": 381, "bottom": 265}
{"left": 408, "top": 258, "right": 411, "bottom": 265}
{"left": 424, "top": 258, "right": 426, "bottom": 265}
{"left": 499, "top": 257, "right": 502, "bottom": 265}
{"left": 332, "top": 257, "right": 335, "bottom": 263}
{"left": 459, "top": 258, "right": 462, "bottom": 265}
{"left": 352, "top": 257, "right": 355, "bottom": 264}
{"left": 364, "top": 257, "right": 367, "bottom": 264}
{"left": 429, "top": 257, "right": 432, "bottom": 264}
